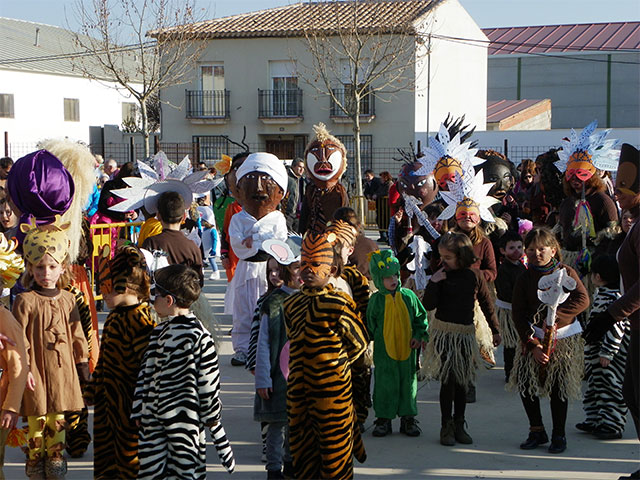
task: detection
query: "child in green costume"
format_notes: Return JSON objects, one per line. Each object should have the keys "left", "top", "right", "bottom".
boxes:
{"left": 367, "top": 249, "right": 429, "bottom": 437}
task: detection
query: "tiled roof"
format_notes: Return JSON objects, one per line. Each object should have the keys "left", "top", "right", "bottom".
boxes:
{"left": 487, "top": 99, "right": 549, "bottom": 124}
{"left": 153, "top": 1, "right": 436, "bottom": 39}
{"left": 0, "top": 17, "right": 139, "bottom": 80}
{"left": 483, "top": 22, "right": 640, "bottom": 55}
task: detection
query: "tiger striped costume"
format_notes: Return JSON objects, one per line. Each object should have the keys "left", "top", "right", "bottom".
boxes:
{"left": 63, "top": 284, "right": 95, "bottom": 458}
{"left": 132, "top": 314, "right": 233, "bottom": 479}
{"left": 284, "top": 283, "right": 368, "bottom": 479}
{"left": 583, "top": 287, "right": 630, "bottom": 435}
{"left": 85, "top": 302, "right": 156, "bottom": 479}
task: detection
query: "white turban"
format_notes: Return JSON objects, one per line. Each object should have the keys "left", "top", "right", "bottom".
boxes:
{"left": 235, "top": 152, "right": 288, "bottom": 194}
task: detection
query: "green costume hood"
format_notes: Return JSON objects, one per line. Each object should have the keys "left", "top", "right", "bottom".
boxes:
{"left": 368, "top": 249, "right": 400, "bottom": 294}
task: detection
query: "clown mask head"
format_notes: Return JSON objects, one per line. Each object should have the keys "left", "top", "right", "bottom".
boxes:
{"left": 397, "top": 161, "right": 438, "bottom": 207}
{"left": 455, "top": 197, "right": 481, "bottom": 232}
{"left": 235, "top": 153, "right": 288, "bottom": 219}
{"left": 300, "top": 231, "right": 337, "bottom": 287}
{"left": 304, "top": 123, "right": 347, "bottom": 189}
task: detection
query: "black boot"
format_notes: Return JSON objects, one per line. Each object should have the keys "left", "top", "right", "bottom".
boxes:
{"left": 399, "top": 416, "right": 421, "bottom": 436}
{"left": 372, "top": 418, "right": 392, "bottom": 437}
{"left": 520, "top": 428, "right": 549, "bottom": 449}
{"left": 440, "top": 417, "right": 455, "bottom": 446}
{"left": 267, "top": 470, "right": 284, "bottom": 479}
{"left": 548, "top": 434, "right": 567, "bottom": 454}
{"left": 454, "top": 416, "right": 473, "bottom": 444}
{"left": 618, "top": 469, "right": 640, "bottom": 479}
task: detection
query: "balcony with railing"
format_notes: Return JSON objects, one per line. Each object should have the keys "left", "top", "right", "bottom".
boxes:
{"left": 186, "top": 90, "right": 230, "bottom": 124}
{"left": 330, "top": 88, "right": 376, "bottom": 123}
{"left": 258, "top": 88, "right": 303, "bottom": 124}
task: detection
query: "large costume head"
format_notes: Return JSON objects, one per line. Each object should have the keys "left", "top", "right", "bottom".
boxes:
{"left": 7, "top": 149, "right": 75, "bottom": 247}
{"left": 396, "top": 161, "right": 438, "bottom": 208}
{"left": 417, "top": 120, "right": 483, "bottom": 192}
{"left": 615, "top": 143, "right": 640, "bottom": 211}
{"left": 37, "top": 139, "right": 96, "bottom": 264}
{"left": 304, "top": 123, "right": 347, "bottom": 190}
{"left": 368, "top": 249, "right": 400, "bottom": 294}
{"left": 555, "top": 120, "right": 619, "bottom": 182}
{"left": 474, "top": 150, "right": 515, "bottom": 200}
{"left": 235, "top": 152, "right": 288, "bottom": 219}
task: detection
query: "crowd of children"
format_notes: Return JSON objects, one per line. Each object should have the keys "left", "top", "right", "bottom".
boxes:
{"left": 0, "top": 118, "right": 636, "bottom": 480}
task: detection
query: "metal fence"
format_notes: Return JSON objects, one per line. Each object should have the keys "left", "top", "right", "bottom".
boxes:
{"left": 6, "top": 140, "right": 559, "bottom": 183}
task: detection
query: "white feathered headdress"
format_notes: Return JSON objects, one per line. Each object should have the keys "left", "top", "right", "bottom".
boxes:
{"left": 555, "top": 120, "right": 619, "bottom": 181}
{"left": 110, "top": 152, "right": 220, "bottom": 214}
{"left": 416, "top": 123, "right": 485, "bottom": 188}
{"left": 438, "top": 170, "right": 499, "bottom": 223}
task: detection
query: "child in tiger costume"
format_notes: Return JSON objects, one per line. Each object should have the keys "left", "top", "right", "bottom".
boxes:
{"left": 85, "top": 244, "right": 157, "bottom": 479}
{"left": 283, "top": 231, "right": 368, "bottom": 479}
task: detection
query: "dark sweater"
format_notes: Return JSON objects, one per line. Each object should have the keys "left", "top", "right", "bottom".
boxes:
{"left": 495, "top": 260, "right": 526, "bottom": 303}
{"left": 608, "top": 221, "right": 639, "bottom": 330}
{"left": 558, "top": 190, "right": 618, "bottom": 251}
{"left": 511, "top": 263, "right": 589, "bottom": 350}
{"left": 422, "top": 267, "right": 499, "bottom": 334}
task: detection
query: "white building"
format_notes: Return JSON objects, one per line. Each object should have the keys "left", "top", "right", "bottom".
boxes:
{"left": 484, "top": 22, "right": 640, "bottom": 129}
{"left": 156, "top": 0, "right": 488, "bottom": 175}
{"left": 0, "top": 17, "right": 142, "bottom": 158}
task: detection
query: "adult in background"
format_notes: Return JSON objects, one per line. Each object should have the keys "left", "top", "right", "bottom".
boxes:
{"left": 584, "top": 143, "right": 640, "bottom": 480}
{"left": 283, "top": 158, "right": 304, "bottom": 233}
{"left": 0, "top": 157, "right": 12, "bottom": 189}
{"left": 104, "top": 158, "right": 119, "bottom": 180}
{"left": 375, "top": 172, "right": 393, "bottom": 243}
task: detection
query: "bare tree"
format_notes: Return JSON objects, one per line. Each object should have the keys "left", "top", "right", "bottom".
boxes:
{"left": 297, "top": 0, "right": 423, "bottom": 219}
{"left": 70, "top": 0, "right": 207, "bottom": 157}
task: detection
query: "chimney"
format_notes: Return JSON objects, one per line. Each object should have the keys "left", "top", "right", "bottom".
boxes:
{"left": 34, "top": 28, "right": 40, "bottom": 47}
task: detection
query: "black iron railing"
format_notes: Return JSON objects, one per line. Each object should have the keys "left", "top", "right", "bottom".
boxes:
{"left": 330, "top": 88, "right": 375, "bottom": 117}
{"left": 258, "top": 88, "right": 303, "bottom": 118}
{"left": 186, "top": 90, "right": 230, "bottom": 118}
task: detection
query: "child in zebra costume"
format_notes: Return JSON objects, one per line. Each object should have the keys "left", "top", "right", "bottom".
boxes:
{"left": 579, "top": 254, "right": 630, "bottom": 439}
{"left": 132, "top": 264, "right": 234, "bottom": 479}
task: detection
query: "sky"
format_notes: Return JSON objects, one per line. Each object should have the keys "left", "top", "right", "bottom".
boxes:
{"left": 1, "top": 0, "right": 639, "bottom": 30}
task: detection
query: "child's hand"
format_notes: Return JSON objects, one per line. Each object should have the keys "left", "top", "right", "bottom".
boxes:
{"left": 599, "top": 357, "right": 611, "bottom": 367}
{"left": 532, "top": 345, "right": 549, "bottom": 365}
{"left": 135, "top": 419, "right": 141, "bottom": 428}
{"left": 0, "top": 410, "right": 18, "bottom": 430}
{"left": 492, "top": 333, "right": 502, "bottom": 347}
{"left": 430, "top": 268, "right": 446, "bottom": 283}
{"left": 409, "top": 338, "right": 420, "bottom": 349}
{"left": 0, "top": 333, "right": 16, "bottom": 350}
{"left": 221, "top": 257, "right": 231, "bottom": 270}
{"left": 242, "top": 236, "right": 253, "bottom": 248}
{"left": 393, "top": 208, "right": 404, "bottom": 223}
{"left": 26, "top": 372, "right": 36, "bottom": 392}
{"left": 257, "top": 388, "right": 271, "bottom": 400}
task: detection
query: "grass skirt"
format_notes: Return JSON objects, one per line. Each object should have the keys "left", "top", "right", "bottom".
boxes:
{"left": 506, "top": 333, "right": 584, "bottom": 401}
{"left": 497, "top": 306, "right": 520, "bottom": 349}
{"left": 421, "top": 317, "right": 480, "bottom": 387}
{"left": 474, "top": 301, "right": 496, "bottom": 364}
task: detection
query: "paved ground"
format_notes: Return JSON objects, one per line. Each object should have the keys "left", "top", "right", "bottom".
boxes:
{"left": 3, "top": 243, "right": 639, "bottom": 479}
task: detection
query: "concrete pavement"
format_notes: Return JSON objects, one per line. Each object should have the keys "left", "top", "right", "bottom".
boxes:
{"left": 3, "top": 259, "right": 638, "bottom": 479}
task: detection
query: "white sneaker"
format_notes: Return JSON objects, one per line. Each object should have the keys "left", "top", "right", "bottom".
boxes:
{"left": 209, "top": 271, "right": 220, "bottom": 280}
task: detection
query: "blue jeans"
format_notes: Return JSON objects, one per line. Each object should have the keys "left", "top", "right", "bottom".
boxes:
{"left": 265, "top": 421, "right": 291, "bottom": 472}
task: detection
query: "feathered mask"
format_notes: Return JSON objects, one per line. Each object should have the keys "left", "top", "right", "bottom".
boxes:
{"left": 438, "top": 171, "right": 498, "bottom": 223}
{"left": 555, "top": 120, "right": 619, "bottom": 181}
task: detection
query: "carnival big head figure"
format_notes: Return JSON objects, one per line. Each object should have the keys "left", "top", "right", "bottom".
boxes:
{"left": 304, "top": 123, "right": 347, "bottom": 190}
{"left": 474, "top": 150, "right": 516, "bottom": 200}
{"left": 396, "top": 160, "right": 438, "bottom": 208}
{"left": 236, "top": 153, "right": 288, "bottom": 219}
{"left": 615, "top": 143, "right": 640, "bottom": 213}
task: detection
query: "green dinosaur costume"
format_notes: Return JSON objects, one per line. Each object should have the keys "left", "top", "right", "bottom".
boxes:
{"left": 366, "top": 250, "right": 429, "bottom": 419}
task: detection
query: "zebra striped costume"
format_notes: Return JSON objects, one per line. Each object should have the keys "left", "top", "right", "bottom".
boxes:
{"left": 131, "top": 314, "right": 235, "bottom": 479}
{"left": 583, "top": 286, "right": 630, "bottom": 434}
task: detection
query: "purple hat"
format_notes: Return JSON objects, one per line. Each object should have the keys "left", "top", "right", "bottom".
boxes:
{"left": 7, "top": 149, "right": 75, "bottom": 244}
